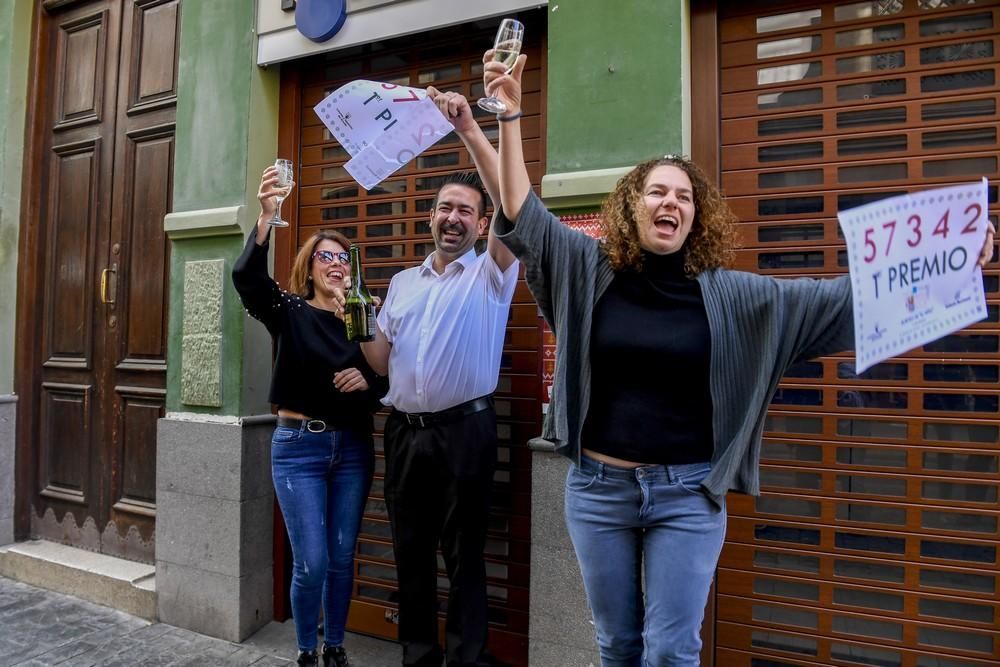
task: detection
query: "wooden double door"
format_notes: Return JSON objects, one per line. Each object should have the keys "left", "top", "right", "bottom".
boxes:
{"left": 16, "top": 0, "right": 180, "bottom": 563}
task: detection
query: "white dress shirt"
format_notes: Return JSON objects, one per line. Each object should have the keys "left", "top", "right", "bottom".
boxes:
{"left": 377, "top": 247, "right": 519, "bottom": 413}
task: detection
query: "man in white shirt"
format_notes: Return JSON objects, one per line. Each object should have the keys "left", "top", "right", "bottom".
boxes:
{"left": 358, "top": 90, "right": 518, "bottom": 667}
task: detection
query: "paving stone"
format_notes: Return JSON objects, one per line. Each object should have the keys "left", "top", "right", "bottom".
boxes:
{"left": 0, "top": 576, "right": 406, "bottom": 666}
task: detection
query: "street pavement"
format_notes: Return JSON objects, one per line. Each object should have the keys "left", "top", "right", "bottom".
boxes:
{"left": 0, "top": 576, "right": 398, "bottom": 666}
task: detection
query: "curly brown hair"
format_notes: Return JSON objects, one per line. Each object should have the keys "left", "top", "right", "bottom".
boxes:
{"left": 289, "top": 229, "right": 352, "bottom": 298}
{"left": 599, "top": 155, "right": 739, "bottom": 276}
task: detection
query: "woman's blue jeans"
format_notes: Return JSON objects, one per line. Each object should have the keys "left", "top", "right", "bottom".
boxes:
{"left": 271, "top": 425, "right": 374, "bottom": 652}
{"left": 565, "top": 455, "right": 727, "bottom": 667}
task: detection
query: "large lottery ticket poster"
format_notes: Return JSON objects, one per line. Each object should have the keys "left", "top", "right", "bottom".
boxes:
{"left": 313, "top": 80, "right": 454, "bottom": 190}
{"left": 837, "top": 179, "right": 989, "bottom": 373}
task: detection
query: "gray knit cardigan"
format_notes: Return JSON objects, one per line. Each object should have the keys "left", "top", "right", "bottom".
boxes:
{"left": 495, "top": 191, "right": 855, "bottom": 507}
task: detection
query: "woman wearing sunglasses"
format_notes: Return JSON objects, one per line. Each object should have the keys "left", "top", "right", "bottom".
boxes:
{"left": 232, "top": 166, "right": 389, "bottom": 667}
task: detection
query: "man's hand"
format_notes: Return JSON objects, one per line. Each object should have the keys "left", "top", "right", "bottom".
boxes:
{"left": 333, "top": 367, "right": 369, "bottom": 393}
{"left": 978, "top": 220, "right": 996, "bottom": 268}
{"left": 427, "top": 86, "right": 476, "bottom": 134}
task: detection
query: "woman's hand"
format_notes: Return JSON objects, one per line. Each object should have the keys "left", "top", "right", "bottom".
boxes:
{"left": 978, "top": 220, "right": 996, "bottom": 268}
{"left": 257, "top": 166, "right": 293, "bottom": 216}
{"left": 483, "top": 50, "right": 526, "bottom": 115}
{"left": 329, "top": 279, "right": 381, "bottom": 322}
{"left": 333, "top": 367, "right": 369, "bottom": 393}
{"left": 255, "top": 166, "right": 295, "bottom": 240}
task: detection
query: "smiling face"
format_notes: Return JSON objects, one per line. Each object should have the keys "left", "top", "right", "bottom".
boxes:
{"left": 637, "top": 165, "right": 696, "bottom": 256}
{"left": 430, "top": 183, "right": 488, "bottom": 264}
{"left": 309, "top": 238, "right": 349, "bottom": 298}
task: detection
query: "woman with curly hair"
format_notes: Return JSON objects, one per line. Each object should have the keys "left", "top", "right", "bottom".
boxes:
{"left": 483, "top": 53, "right": 995, "bottom": 666}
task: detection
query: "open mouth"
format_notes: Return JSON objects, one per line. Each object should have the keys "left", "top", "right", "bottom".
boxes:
{"left": 654, "top": 215, "right": 680, "bottom": 235}
{"left": 441, "top": 227, "right": 464, "bottom": 242}
{"left": 327, "top": 269, "right": 344, "bottom": 282}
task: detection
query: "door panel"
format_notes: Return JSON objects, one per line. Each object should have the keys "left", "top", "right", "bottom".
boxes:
{"left": 38, "top": 382, "right": 92, "bottom": 503}
{"left": 44, "top": 143, "right": 100, "bottom": 366}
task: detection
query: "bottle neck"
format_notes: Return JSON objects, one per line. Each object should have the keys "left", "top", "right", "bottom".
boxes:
{"left": 349, "top": 245, "right": 363, "bottom": 288}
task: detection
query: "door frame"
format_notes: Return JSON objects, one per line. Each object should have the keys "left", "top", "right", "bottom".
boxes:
{"left": 13, "top": 0, "right": 56, "bottom": 540}
{"left": 690, "top": 2, "right": 720, "bottom": 665}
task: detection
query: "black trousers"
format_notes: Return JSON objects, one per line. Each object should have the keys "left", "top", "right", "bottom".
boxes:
{"left": 384, "top": 403, "right": 497, "bottom": 667}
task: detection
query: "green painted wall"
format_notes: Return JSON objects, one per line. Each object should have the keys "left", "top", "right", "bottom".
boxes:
{"left": 174, "top": 1, "right": 258, "bottom": 214}
{"left": 0, "top": 0, "right": 33, "bottom": 395}
{"left": 167, "top": 0, "right": 278, "bottom": 415}
{"left": 546, "top": 0, "right": 685, "bottom": 174}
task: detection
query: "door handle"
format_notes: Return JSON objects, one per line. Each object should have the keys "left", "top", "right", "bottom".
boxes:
{"left": 100, "top": 264, "right": 117, "bottom": 304}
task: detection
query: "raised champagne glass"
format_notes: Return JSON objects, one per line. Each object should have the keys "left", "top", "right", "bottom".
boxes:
{"left": 477, "top": 18, "right": 524, "bottom": 114}
{"left": 268, "top": 158, "right": 295, "bottom": 227}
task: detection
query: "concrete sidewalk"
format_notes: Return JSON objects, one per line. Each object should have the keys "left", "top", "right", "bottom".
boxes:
{"left": 0, "top": 576, "right": 398, "bottom": 666}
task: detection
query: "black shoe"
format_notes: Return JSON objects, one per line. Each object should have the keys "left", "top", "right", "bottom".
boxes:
{"left": 322, "top": 645, "right": 350, "bottom": 667}
{"left": 297, "top": 649, "right": 319, "bottom": 666}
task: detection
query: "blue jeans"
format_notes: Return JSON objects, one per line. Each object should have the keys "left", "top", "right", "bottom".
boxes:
{"left": 271, "top": 425, "right": 374, "bottom": 652}
{"left": 565, "top": 455, "right": 727, "bottom": 667}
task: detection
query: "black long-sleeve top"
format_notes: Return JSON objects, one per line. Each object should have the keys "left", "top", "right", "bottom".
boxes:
{"left": 582, "top": 250, "right": 714, "bottom": 464}
{"left": 231, "top": 230, "right": 388, "bottom": 434}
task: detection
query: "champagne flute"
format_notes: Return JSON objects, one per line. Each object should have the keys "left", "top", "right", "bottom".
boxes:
{"left": 268, "top": 158, "right": 295, "bottom": 227}
{"left": 477, "top": 18, "right": 525, "bottom": 114}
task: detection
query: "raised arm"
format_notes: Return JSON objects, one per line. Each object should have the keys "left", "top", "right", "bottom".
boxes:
{"left": 483, "top": 51, "right": 531, "bottom": 222}
{"left": 231, "top": 167, "right": 297, "bottom": 334}
{"left": 427, "top": 86, "right": 515, "bottom": 272}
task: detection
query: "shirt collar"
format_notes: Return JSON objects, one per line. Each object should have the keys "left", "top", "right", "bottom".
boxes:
{"left": 420, "top": 247, "right": 478, "bottom": 276}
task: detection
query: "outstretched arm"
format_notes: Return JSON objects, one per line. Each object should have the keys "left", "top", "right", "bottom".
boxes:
{"left": 427, "top": 86, "right": 515, "bottom": 272}
{"left": 483, "top": 51, "right": 531, "bottom": 222}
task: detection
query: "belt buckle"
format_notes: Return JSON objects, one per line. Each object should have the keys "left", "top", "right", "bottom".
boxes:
{"left": 306, "top": 419, "right": 327, "bottom": 433}
{"left": 405, "top": 413, "right": 426, "bottom": 428}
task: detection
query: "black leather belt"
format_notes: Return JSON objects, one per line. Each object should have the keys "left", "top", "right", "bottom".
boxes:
{"left": 276, "top": 416, "right": 339, "bottom": 433}
{"left": 396, "top": 396, "right": 492, "bottom": 428}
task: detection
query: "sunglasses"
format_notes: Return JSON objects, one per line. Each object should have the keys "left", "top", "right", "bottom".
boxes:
{"left": 312, "top": 250, "right": 350, "bottom": 265}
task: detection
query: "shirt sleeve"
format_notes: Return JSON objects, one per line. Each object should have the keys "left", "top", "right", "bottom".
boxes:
{"left": 481, "top": 251, "right": 520, "bottom": 304}
{"left": 493, "top": 190, "right": 599, "bottom": 326}
{"left": 231, "top": 229, "right": 286, "bottom": 336}
{"left": 777, "top": 274, "right": 856, "bottom": 362}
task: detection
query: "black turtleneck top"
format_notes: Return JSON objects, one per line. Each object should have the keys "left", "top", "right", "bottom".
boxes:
{"left": 581, "top": 250, "right": 714, "bottom": 464}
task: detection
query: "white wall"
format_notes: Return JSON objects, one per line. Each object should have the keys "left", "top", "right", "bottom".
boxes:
{"left": 257, "top": 0, "right": 547, "bottom": 65}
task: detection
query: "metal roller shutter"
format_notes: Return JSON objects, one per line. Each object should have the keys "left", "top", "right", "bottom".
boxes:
{"left": 714, "top": 2, "right": 999, "bottom": 666}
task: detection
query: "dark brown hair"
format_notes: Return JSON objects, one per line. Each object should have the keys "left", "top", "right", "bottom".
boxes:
{"left": 599, "top": 155, "right": 739, "bottom": 276}
{"left": 431, "top": 171, "right": 490, "bottom": 219}
{"left": 289, "top": 229, "right": 352, "bottom": 298}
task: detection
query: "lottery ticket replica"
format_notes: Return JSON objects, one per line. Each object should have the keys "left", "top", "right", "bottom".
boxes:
{"left": 314, "top": 80, "right": 454, "bottom": 190}
{"left": 837, "top": 179, "right": 989, "bottom": 374}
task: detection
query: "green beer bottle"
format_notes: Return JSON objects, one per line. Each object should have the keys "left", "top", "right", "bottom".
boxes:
{"left": 344, "top": 244, "right": 376, "bottom": 342}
